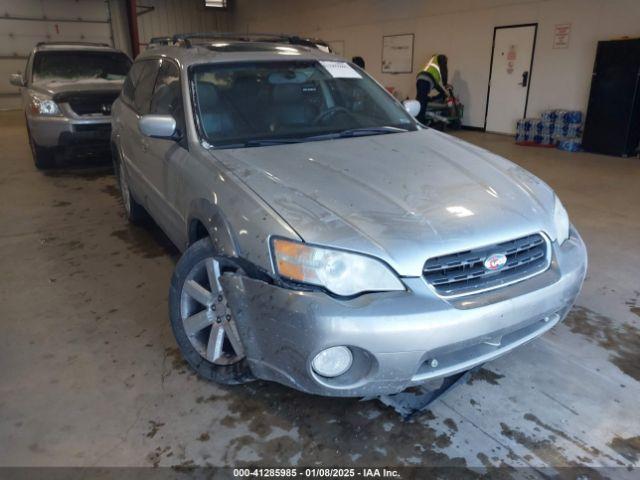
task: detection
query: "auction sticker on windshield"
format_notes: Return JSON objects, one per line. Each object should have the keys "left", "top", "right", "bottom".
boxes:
{"left": 319, "top": 61, "right": 362, "bottom": 78}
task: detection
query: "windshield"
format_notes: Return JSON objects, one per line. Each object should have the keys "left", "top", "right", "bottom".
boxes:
{"left": 191, "top": 60, "right": 417, "bottom": 147}
{"left": 32, "top": 51, "right": 132, "bottom": 83}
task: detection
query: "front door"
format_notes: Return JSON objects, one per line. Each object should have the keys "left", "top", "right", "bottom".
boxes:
{"left": 145, "top": 58, "right": 189, "bottom": 246}
{"left": 485, "top": 24, "right": 537, "bottom": 134}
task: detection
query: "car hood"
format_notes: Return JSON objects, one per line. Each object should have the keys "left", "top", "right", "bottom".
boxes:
{"left": 31, "top": 79, "right": 123, "bottom": 97}
{"left": 211, "top": 129, "right": 558, "bottom": 276}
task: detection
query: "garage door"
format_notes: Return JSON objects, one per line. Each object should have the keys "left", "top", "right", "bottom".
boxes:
{"left": 0, "top": 0, "right": 115, "bottom": 110}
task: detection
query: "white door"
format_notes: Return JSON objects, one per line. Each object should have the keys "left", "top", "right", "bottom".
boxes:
{"left": 485, "top": 25, "right": 536, "bottom": 134}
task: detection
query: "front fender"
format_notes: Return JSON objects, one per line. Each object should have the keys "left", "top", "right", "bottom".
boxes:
{"left": 187, "top": 199, "right": 240, "bottom": 257}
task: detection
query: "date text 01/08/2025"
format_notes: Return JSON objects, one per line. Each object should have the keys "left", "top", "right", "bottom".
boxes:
{"left": 233, "top": 467, "right": 401, "bottom": 478}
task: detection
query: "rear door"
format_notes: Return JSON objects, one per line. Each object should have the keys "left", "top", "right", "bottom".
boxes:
{"left": 145, "top": 58, "right": 190, "bottom": 246}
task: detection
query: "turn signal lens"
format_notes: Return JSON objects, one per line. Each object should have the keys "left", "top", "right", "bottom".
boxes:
{"left": 271, "top": 238, "right": 404, "bottom": 297}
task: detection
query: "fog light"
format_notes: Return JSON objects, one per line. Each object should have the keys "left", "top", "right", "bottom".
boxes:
{"left": 311, "top": 346, "right": 353, "bottom": 378}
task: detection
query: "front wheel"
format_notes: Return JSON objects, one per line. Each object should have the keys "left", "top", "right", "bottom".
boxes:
{"left": 168, "top": 238, "right": 253, "bottom": 384}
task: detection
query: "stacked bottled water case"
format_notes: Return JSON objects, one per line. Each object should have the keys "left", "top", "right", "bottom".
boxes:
{"left": 516, "top": 110, "right": 583, "bottom": 152}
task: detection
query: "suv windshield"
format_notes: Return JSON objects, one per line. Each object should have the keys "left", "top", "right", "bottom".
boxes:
{"left": 33, "top": 51, "right": 132, "bottom": 83}
{"left": 191, "top": 60, "right": 417, "bottom": 147}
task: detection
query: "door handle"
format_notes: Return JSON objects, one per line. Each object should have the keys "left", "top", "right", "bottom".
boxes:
{"left": 519, "top": 71, "right": 529, "bottom": 87}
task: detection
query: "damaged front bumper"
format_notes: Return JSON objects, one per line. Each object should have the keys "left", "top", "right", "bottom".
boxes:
{"left": 220, "top": 228, "right": 587, "bottom": 397}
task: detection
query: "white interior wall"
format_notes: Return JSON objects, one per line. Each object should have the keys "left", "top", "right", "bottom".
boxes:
{"left": 231, "top": 0, "right": 640, "bottom": 128}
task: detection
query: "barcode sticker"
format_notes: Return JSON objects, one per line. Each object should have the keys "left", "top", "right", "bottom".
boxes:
{"left": 319, "top": 61, "right": 362, "bottom": 79}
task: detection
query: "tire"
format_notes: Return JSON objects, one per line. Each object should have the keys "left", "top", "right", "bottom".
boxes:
{"left": 28, "top": 129, "right": 56, "bottom": 170}
{"left": 113, "top": 150, "right": 147, "bottom": 224}
{"left": 169, "top": 237, "right": 253, "bottom": 385}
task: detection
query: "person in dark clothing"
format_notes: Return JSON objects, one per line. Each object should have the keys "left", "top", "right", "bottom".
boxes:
{"left": 352, "top": 56, "right": 365, "bottom": 69}
{"left": 416, "top": 54, "right": 449, "bottom": 123}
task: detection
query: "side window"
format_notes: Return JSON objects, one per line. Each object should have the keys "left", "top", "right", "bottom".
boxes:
{"left": 133, "top": 59, "right": 161, "bottom": 115}
{"left": 122, "top": 61, "right": 144, "bottom": 105}
{"left": 150, "top": 60, "right": 187, "bottom": 145}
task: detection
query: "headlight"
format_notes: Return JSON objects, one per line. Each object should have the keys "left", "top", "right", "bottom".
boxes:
{"left": 553, "top": 196, "right": 570, "bottom": 245}
{"left": 28, "top": 95, "right": 61, "bottom": 116}
{"left": 271, "top": 238, "right": 405, "bottom": 297}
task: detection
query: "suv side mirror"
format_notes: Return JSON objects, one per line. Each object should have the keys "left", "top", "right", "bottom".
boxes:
{"left": 139, "top": 114, "right": 177, "bottom": 139}
{"left": 9, "top": 73, "right": 25, "bottom": 87}
{"left": 403, "top": 99, "right": 421, "bottom": 118}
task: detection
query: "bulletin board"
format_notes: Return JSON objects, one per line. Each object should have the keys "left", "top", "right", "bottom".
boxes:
{"left": 381, "top": 34, "right": 414, "bottom": 73}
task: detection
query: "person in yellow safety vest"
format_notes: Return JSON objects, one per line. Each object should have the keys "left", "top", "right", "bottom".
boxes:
{"left": 416, "top": 54, "right": 450, "bottom": 123}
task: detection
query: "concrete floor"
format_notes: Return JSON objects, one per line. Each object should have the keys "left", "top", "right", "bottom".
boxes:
{"left": 0, "top": 110, "right": 639, "bottom": 475}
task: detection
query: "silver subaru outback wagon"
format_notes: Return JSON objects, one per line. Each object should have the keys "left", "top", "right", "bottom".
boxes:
{"left": 111, "top": 34, "right": 587, "bottom": 397}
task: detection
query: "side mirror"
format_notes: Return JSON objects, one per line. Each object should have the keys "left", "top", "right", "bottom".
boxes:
{"left": 403, "top": 99, "right": 421, "bottom": 118}
{"left": 9, "top": 73, "right": 25, "bottom": 87}
{"left": 138, "top": 114, "right": 177, "bottom": 139}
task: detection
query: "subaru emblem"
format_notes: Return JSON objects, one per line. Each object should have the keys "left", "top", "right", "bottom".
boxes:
{"left": 484, "top": 253, "right": 507, "bottom": 271}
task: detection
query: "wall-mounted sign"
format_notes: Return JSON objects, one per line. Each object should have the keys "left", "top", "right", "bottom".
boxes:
{"left": 506, "top": 44, "right": 517, "bottom": 74}
{"left": 553, "top": 23, "right": 571, "bottom": 49}
{"left": 381, "top": 33, "right": 414, "bottom": 74}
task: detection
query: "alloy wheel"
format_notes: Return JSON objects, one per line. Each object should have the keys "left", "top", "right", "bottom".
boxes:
{"left": 179, "top": 257, "right": 245, "bottom": 365}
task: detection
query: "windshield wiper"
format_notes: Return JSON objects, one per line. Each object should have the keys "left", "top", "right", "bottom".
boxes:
{"left": 217, "top": 126, "right": 410, "bottom": 149}
{"left": 336, "top": 126, "right": 410, "bottom": 137}
{"left": 243, "top": 138, "right": 307, "bottom": 147}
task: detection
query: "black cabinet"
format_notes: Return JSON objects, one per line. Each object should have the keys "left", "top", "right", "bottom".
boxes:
{"left": 582, "top": 38, "right": 640, "bottom": 157}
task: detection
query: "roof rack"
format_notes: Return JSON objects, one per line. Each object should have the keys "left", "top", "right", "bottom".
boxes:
{"left": 36, "top": 41, "right": 111, "bottom": 48}
{"left": 156, "top": 32, "right": 332, "bottom": 51}
{"left": 149, "top": 36, "right": 173, "bottom": 47}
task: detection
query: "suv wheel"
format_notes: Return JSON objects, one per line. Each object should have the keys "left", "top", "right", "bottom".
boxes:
{"left": 169, "top": 238, "right": 253, "bottom": 385}
{"left": 115, "top": 155, "right": 147, "bottom": 223}
{"left": 28, "top": 128, "right": 55, "bottom": 169}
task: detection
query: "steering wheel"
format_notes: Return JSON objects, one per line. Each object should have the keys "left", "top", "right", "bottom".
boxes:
{"left": 314, "top": 106, "right": 355, "bottom": 124}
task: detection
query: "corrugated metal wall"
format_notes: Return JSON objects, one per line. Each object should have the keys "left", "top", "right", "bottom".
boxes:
{"left": 135, "top": 0, "right": 231, "bottom": 51}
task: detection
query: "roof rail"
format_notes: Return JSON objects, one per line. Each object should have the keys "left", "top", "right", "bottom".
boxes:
{"left": 169, "top": 32, "right": 332, "bottom": 51}
{"left": 149, "top": 36, "right": 173, "bottom": 47}
{"left": 36, "top": 41, "right": 111, "bottom": 48}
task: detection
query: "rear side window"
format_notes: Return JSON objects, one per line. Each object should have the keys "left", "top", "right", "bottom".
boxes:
{"left": 122, "top": 58, "right": 160, "bottom": 114}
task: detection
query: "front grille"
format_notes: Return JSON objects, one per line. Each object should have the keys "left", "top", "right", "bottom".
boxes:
{"left": 66, "top": 92, "right": 119, "bottom": 116}
{"left": 74, "top": 123, "right": 111, "bottom": 133}
{"left": 423, "top": 233, "right": 549, "bottom": 297}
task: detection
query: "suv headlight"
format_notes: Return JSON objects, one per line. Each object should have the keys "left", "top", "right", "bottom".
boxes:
{"left": 553, "top": 195, "right": 570, "bottom": 245}
{"left": 28, "top": 94, "right": 61, "bottom": 116}
{"left": 271, "top": 238, "right": 405, "bottom": 297}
